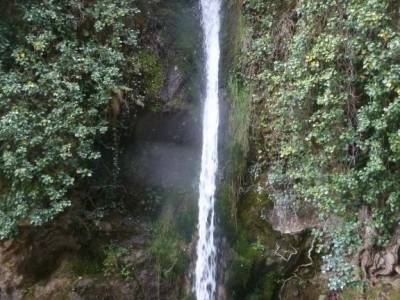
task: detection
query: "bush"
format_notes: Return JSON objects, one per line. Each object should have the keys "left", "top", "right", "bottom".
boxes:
{"left": 0, "top": 0, "right": 143, "bottom": 239}
{"left": 241, "top": 0, "right": 400, "bottom": 289}
{"left": 147, "top": 220, "right": 188, "bottom": 281}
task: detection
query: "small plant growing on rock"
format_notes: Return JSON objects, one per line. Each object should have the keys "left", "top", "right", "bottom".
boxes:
{"left": 102, "top": 243, "right": 129, "bottom": 277}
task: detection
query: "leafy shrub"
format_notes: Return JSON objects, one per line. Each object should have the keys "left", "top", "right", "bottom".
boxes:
{"left": 241, "top": 0, "right": 400, "bottom": 290}
{"left": 147, "top": 220, "right": 188, "bottom": 281}
{"left": 102, "top": 243, "right": 129, "bottom": 277}
{"left": 139, "top": 50, "right": 165, "bottom": 96}
{"left": 0, "top": 0, "right": 143, "bottom": 239}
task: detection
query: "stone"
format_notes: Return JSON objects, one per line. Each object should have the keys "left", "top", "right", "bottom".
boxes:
{"left": 0, "top": 220, "right": 79, "bottom": 299}
{"left": 395, "top": 266, "right": 400, "bottom": 275}
{"left": 161, "top": 66, "right": 185, "bottom": 102}
{"left": 34, "top": 278, "right": 71, "bottom": 299}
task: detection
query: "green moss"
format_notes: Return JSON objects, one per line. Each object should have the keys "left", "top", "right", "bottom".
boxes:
{"left": 246, "top": 272, "right": 279, "bottom": 300}
{"left": 340, "top": 285, "right": 400, "bottom": 300}
{"left": 227, "top": 76, "right": 252, "bottom": 167}
{"left": 225, "top": 233, "right": 259, "bottom": 297}
{"left": 224, "top": 199, "right": 282, "bottom": 300}
{"left": 225, "top": 230, "right": 281, "bottom": 300}
{"left": 226, "top": 253, "right": 254, "bottom": 295}
{"left": 238, "top": 190, "right": 277, "bottom": 248}
{"left": 142, "top": 0, "right": 200, "bottom": 106}
{"left": 216, "top": 181, "right": 237, "bottom": 241}
{"left": 139, "top": 50, "right": 165, "bottom": 96}
{"left": 70, "top": 242, "right": 133, "bottom": 279}
{"left": 23, "top": 286, "right": 35, "bottom": 298}
{"left": 176, "top": 206, "right": 197, "bottom": 242}
{"left": 102, "top": 243, "right": 129, "bottom": 277}
{"left": 216, "top": 77, "right": 252, "bottom": 241}
{"left": 147, "top": 217, "right": 189, "bottom": 281}
{"left": 387, "top": 289, "right": 400, "bottom": 300}
{"left": 259, "top": 272, "right": 279, "bottom": 299}
{"left": 71, "top": 258, "right": 102, "bottom": 277}
{"left": 70, "top": 249, "right": 104, "bottom": 277}
{"left": 217, "top": 18, "right": 280, "bottom": 298}
{"left": 222, "top": 0, "right": 246, "bottom": 77}
{"left": 219, "top": 169, "right": 281, "bottom": 299}
{"left": 149, "top": 186, "right": 197, "bottom": 242}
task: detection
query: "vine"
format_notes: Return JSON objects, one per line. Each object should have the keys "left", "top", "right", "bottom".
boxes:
{"left": 241, "top": 0, "right": 400, "bottom": 290}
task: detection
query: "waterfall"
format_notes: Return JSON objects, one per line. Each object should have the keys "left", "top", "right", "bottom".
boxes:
{"left": 195, "top": 0, "right": 221, "bottom": 299}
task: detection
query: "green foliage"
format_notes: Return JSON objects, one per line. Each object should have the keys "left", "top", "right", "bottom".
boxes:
{"left": 0, "top": 0, "right": 143, "bottom": 239}
{"left": 139, "top": 50, "right": 164, "bottom": 96}
{"left": 176, "top": 206, "right": 197, "bottom": 242}
{"left": 246, "top": 272, "right": 279, "bottom": 300}
{"left": 251, "top": 240, "right": 265, "bottom": 253}
{"left": 225, "top": 231, "right": 279, "bottom": 300}
{"left": 102, "top": 243, "right": 136, "bottom": 281}
{"left": 223, "top": 189, "right": 281, "bottom": 300}
{"left": 228, "top": 76, "right": 252, "bottom": 158}
{"left": 226, "top": 235, "right": 258, "bottom": 296}
{"left": 71, "top": 254, "right": 103, "bottom": 276}
{"left": 102, "top": 243, "right": 129, "bottom": 277}
{"left": 147, "top": 219, "right": 188, "bottom": 281}
{"left": 71, "top": 242, "right": 133, "bottom": 280}
{"left": 241, "top": 0, "right": 400, "bottom": 290}
{"left": 120, "top": 264, "right": 135, "bottom": 281}
{"left": 23, "top": 286, "right": 35, "bottom": 297}
{"left": 217, "top": 76, "right": 252, "bottom": 241}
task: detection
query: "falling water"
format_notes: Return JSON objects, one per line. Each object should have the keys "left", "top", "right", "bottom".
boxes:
{"left": 195, "top": 0, "right": 221, "bottom": 299}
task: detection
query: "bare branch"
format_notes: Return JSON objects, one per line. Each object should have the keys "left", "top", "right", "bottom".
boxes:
{"left": 278, "top": 235, "right": 317, "bottom": 300}
{"left": 273, "top": 243, "right": 298, "bottom": 262}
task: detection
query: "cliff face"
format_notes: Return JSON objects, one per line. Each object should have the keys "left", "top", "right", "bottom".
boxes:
{"left": 2, "top": 0, "right": 400, "bottom": 299}
{"left": 221, "top": 0, "right": 400, "bottom": 299}
{"left": 0, "top": 1, "right": 201, "bottom": 299}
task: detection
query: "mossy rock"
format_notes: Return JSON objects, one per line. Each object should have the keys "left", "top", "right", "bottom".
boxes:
{"left": 139, "top": 50, "right": 165, "bottom": 96}
{"left": 226, "top": 248, "right": 280, "bottom": 300}
{"left": 340, "top": 284, "right": 400, "bottom": 300}
{"left": 237, "top": 190, "right": 276, "bottom": 247}
{"left": 246, "top": 272, "right": 279, "bottom": 300}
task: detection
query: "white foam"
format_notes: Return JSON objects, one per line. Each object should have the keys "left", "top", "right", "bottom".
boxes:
{"left": 195, "top": 1, "right": 221, "bottom": 299}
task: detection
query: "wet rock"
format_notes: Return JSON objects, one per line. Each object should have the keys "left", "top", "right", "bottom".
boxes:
{"left": 0, "top": 239, "right": 26, "bottom": 299}
{"left": 122, "top": 248, "right": 146, "bottom": 267}
{"left": 72, "top": 278, "right": 95, "bottom": 294}
{"left": 96, "top": 221, "right": 113, "bottom": 235}
{"left": 34, "top": 277, "right": 71, "bottom": 299}
{"left": 395, "top": 266, "right": 400, "bottom": 275}
{"left": 0, "top": 219, "right": 79, "bottom": 299}
{"left": 358, "top": 222, "right": 400, "bottom": 282}
{"left": 270, "top": 201, "right": 318, "bottom": 234}
{"left": 161, "top": 66, "right": 185, "bottom": 102}
{"left": 217, "top": 284, "right": 227, "bottom": 300}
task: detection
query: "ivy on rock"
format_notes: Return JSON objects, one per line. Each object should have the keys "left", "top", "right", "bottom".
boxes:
{"left": 241, "top": 0, "right": 400, "bottom": 290}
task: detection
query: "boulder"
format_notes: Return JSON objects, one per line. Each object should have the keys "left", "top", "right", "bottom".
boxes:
{"left": 0, "top": 220, "right": 79, "bottom": 299}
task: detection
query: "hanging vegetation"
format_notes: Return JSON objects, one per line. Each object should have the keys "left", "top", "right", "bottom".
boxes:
{"left": 0, "top": 0, "right": 144, "bottom": 239}
{"left": 241, "top": 0, "right": 400, "bottom": 290}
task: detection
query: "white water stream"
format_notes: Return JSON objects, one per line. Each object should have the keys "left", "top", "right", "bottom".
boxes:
{"left": 195, "top": 0, "right": 221, "bottom": 299}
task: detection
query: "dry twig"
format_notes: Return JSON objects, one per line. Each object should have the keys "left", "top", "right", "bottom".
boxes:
{"left": 278, "top": 235, "right": 317, "bottom": 300}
